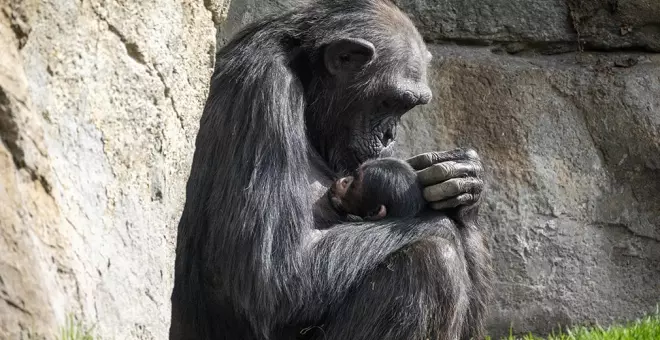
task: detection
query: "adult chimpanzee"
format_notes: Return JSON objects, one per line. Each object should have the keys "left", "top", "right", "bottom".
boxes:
{"left": 170, "top": 0, "right": 492, "bottom": 339}
{"left": 326, "top": 157, "right": 425, "bottom": 221}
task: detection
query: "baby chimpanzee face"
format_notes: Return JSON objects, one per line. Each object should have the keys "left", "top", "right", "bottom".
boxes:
{"left": 328, "top": 167, "right": 383, "bottom": 220}
{"left": 327, "top": 158, "right": 425, "bottom": 221}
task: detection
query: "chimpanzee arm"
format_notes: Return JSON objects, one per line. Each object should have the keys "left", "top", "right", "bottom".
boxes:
{"left": 300, "top": 147, "right": 486, "bottom": 302}
{"left": 294, "top": 213, "right": 469, "bottom": 340}
{"left": 307, "top": 213, "right": 457, "bottom": 290}
{"left": 408, "top": 147, "right": 493, "bottom": 339}
{"left": 292, "top": 148, "right": 491, "bottom": 339}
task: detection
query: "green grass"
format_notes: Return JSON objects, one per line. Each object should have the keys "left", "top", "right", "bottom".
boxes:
{"left": 487, "top": 308, "right": 660, "bottom": 340}
{"left": 52, "top": 308, "right": 659, "bottom": 340}
{"left": 58, "top": 314, "right": 98, "bottom": 340}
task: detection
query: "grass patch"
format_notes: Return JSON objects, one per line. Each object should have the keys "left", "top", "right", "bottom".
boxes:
{"left": 58, "top": 314, "right": 98, "bottom": 340}
{"left": 488, "top": 308, "right": 660, "bottom": 340}
{"left": 52, "top": 308, "right": 659, "bottom": 340}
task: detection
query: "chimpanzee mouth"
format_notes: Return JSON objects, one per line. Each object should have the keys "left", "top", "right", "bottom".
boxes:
{"left": 349, "top": 122, "right": 399, "bottom": 167}
{"left": 380, "top": 127, "right": 395, "bottom": 147}
{"left": 377, "top": 124, "right": 397, "bottom": 149}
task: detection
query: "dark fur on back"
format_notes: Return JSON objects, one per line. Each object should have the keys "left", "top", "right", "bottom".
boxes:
{"left": 169, "top": 1, "right": 492, "bottom": 339}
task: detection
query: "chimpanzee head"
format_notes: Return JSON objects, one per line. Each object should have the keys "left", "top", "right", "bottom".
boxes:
{"left": 327, "top": 157, "right": 425, "bottom": 220}
{"left": 295, "top": 0, "right": 432, "bottom": 172}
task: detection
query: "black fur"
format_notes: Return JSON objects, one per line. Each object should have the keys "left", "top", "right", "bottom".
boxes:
{"left": 360, "top": 157, "right": 426, "bottom": 217}
{"left": 329, "top": 157, "right": 426, "bottom": 220}
{"left": 170, "top": 1, "right": 492, "bottom": 339}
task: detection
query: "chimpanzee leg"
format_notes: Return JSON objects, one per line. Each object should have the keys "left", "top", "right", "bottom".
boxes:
{"left": 460, "top": 225, "right": 493, "bottom": 340}
{"left": 313, "top": 238, "right": 470, "bottom": 340}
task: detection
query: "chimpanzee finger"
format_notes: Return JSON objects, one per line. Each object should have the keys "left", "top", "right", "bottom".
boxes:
{"left": 429, "top": 194, "right": 476, "bottom": 210}
{"left": 417, "top": 161, "right": 478, "bottom": 186}
{"left": 422, "top": 177, "right": 483, "bottom": 203}
{"left": 407, "top": 148, "right": 480, "bottom": 170}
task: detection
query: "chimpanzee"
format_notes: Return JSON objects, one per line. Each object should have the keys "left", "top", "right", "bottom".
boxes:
{"left": 327, "top": 157, "right": 425, "bottom": 221}
{"left": 170, "top": 1, "right": 493, "bottom": 339}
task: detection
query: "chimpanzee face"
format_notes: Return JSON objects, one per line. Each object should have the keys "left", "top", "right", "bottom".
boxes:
{"left": 328, "top": 171, "right": 365, "bottom": 217}
{"left": 302, "top": 6, "right": 433, "bottom": 173}
{"left": 327, "top": 165, "right": 388, "bottom": 220}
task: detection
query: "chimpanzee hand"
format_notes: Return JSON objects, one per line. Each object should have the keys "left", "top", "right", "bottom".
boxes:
{"left": 407, "top": 148, "right": 485, "bottom": 218}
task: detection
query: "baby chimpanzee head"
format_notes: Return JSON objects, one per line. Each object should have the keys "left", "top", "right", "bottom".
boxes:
{"left": 327, "top": 157, "right": 426, "bottom": 221}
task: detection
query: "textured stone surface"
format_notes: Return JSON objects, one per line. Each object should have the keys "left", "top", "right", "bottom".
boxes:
{"left": 392, "top": 0, "right": 660, "bottom": 52}
{"left": 392, "top": 0, "right": 575, "bottom": 44}
{"left": 394, "top": 45, "right": 660, "bottom": 336}
{"left": 217, "top": 0, "right": 660, "bottom": 52}
{"left": 567, "top": 0, "right": 660, "bottom": 52}
{"left": 0, "top": 0, "right": 228, "bottom": 338}
{"left": 1, "top": 4, "right": 62, "bottom": 338}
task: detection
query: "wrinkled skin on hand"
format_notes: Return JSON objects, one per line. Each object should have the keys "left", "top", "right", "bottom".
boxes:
{"left": 407, "top": 148, "right": 485, "bottom": 221}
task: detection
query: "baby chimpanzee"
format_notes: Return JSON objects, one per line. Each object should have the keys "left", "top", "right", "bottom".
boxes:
{"left": 327, "top": 157, "right": 426, "bottom": 222}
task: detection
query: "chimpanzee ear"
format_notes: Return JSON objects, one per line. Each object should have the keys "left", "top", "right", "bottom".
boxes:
{"left": 324, "top": 38, "right": 376, "bottom": 77}
{"left": 366, "top": 205, "right": 387, "bottom": 221}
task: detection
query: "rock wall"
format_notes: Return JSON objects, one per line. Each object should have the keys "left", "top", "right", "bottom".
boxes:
{"left": 1, "top": 0, "right": 229, "bottom": 338}
{"left": 1, "top": 0, "right": 658, "bottom": 339}
{"left": 393, "top": 0, "right": 660, "bottom": 52}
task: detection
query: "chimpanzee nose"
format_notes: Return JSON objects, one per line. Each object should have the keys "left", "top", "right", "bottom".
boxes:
{"left": 403, "top": 85, "right": 433, "bottom": 109}
{"left": 418, "top": 85, "right": 432, "bottom": 105}
{"left": 383, "top": 84, "right": 433, "bottom": 112}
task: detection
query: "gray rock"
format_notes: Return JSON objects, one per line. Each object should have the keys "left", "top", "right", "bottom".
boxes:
{"left": 1, "top": 5, "right": 61, "bottom": 339}
{"left": 218, "top": 0, "right": 660, "bottom": 52}
{"left": 567, "top": 0, "right": 660, "bottom": 52}
{"left": 392, "top": 0, "right": 660, "bottom": 52}
{"left": 392, "top": 0, "right": 575, "bottom": 44}
{"left": 394, "top": 45, "right": 660, "bottom": 337}
{"left": 0, "top": 0, "right": 227, "bottom": 338}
